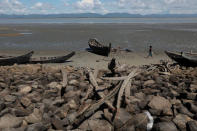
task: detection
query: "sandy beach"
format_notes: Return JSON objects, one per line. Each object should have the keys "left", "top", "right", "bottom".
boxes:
{"left": 0, "top": 50, "right": 169, "bottom": 69}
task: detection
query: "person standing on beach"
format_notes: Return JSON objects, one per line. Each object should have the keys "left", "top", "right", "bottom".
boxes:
{"left": 148, "top": 45, "right": 153, "bottom": 57}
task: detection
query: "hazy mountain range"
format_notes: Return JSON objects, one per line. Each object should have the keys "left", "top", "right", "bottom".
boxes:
{"left": 0, "top": 13, "right": 197, "bottom": 18}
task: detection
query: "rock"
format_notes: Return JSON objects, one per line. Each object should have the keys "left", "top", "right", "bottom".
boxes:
{"left": 148, "top": 96, "right": 171, "bottom": 115}
{"left": 0, "top": 100, "right": 5, "bottom": 111}
{"left": 13, "top": 109, "right": 30, "bottom": 117}
{"left": 51, "top": 116, "right": 65, "bottom": 130}
{"left": 67, "top": 112, "right": 77, "bottom": 123}
{"left": 144, "top": 80, "right": 155, "bottom": 87}
{"left": 18, "top": 85, "right": 32, "bottom": 94}
{"left": 1, "top": 127, "right": 26, "bottom": 131}
{"left": 52, "top": 99, "right": 65, "bottom": 107}
{"left": 47, "top": 82, "right": 58, "bottom": 89}
{"left": 132, "top": 113, "right": 149, "bottom": 131}
{"left": 65, "top": 86, "right": 74, "bottom": 92}
{"left": 26, "top": 123, "right": 47, "bottom": 131}
{"left": 79, "top": 119, "right": 112, "bottom": 131}
{"left": 190, "top": 84, "right": 197, "bottom": 92}
{"left": 114, "top": 108, "right": 132, "bottom": 129}
{"left": 104, "top": 108, "right": 113, "bottom": 122}
{"left": 177, "top": 105, "right": 194, "bottom": 117}
{"left": 90, "top": 111, "right": 103, "bottom": 120}
{"left": 4, "top": 95, "right": 16, "bottom": 102}
{"left": 0, "top": 89, "right": 10, "bottom": 97}
{"left": 0, "top": 114, "right": 23, "bottom": 128}
{"left": 173, "top": 114, "right": 192, "bottom": 130}
{"left": 187, "top": 121, "right": 197, "bottom": 131}
{"left": 27, "top": 92, "right": 42, "bottom": 102}
{"left": 169, "top": 76, "right": 179, "bottom": 86}
{"left": 153, "top": 122, "right": 178, "bottom": 131}
{"left": 69, "top": 79, "right": 79, "bottom": 86}
{"left": 185, "top": 102, "right": 197, "bottom": 114}
{"left": 67, "top": 99, "right": 78, "bottom": 109}
{"left": 25, "top": 108, "right": 42, "bottom": 124}
{"left": 0, "top": 82, "right": 8, "bottom": 89}
{"left": 20, "top": 97, "right": 31, "bottom": 107}
{"left": 187, "top": 93, "right": 197, "bottom": 100}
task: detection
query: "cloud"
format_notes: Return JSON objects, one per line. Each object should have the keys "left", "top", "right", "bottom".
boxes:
{"left": 31, "top": 2, "right": 55, "bottom": 10}
{"left": 75, "top": 0, "right": 101, "bottom": 10}
{"left": 61, "top": 0, "right": 70, "bottom": 6}
{"left": 114, "top": 0, "right": 197, "bottom": 14}
{"left": 0, "top": 0, "right": 26, "bottom": 14}
{"left": 0, "top": 0, "right": 197, "bottom": 14}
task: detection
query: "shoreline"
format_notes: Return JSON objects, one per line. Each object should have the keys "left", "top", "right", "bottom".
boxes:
{"left": 0, "top": 50, "right": 169, "bottom": 69}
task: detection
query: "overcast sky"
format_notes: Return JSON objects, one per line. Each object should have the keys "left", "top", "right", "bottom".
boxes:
{"left": 0, "top": 0, "right": 197, "bottom": 14}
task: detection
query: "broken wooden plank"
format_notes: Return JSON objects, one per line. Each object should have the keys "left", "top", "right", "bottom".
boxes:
{"left": 87, "top": 68, "right": 116, "bottom": 111}
{"left": 101, "top": 76, "right": 127, "bottom": 81}
{"left": 72, "top": 81, "right": 123, "bottom": 128}
{"left": 81, "top": 85, "right": 94, "bottom": 103}
{"left": 125, "top": 79, "right": 131, "bottom": 105}
{"left": 61, "top": 68, "right": 68, "bottom": 87}
{"left": 117, "top": 69, "right": 139, "bottom": 109}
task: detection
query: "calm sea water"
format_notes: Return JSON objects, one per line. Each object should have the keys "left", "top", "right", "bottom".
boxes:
{"left": 0, "top": 17, "right": 197, "bottom": 24}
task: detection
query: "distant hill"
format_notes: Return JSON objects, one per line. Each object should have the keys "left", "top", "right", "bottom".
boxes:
{"left": 0, "top": 13, "right": 197, "bottom": 18}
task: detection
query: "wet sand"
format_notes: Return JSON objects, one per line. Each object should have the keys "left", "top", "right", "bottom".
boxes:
{"left": 0, "top": 50, "right": 169, "bottom": 69}
{"left": 0, "top": 23, "right": 197, "bottom": 52}
{"left": 0, "top": 23, "right": 196, "bottom": 68}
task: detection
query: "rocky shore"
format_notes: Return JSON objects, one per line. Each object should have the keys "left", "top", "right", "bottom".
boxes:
{"left": 0, "top": 63, "right": 197, "bottom": 131}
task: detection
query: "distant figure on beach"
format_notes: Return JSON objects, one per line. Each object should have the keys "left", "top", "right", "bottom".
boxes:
{"left": 146, "top": 45, "right": 153, "bottom": 58}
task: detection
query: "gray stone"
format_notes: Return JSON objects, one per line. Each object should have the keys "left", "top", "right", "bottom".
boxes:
{"left": 114, "top": 108, "right": 132, "bottom": 129}
{"left": 0, "top": 114, "right": 23, "bottom": 128}
{"left": 0, "top": 100, "right": 5, "bottom": 111}
{"left": 153, "top": 122, "right": 178, "bottom": 131}
{"left": 69, "top": 79, "right": 79, "bottom": 86}
{"left": 187, "top": 121, "right": 197, "bottom": 131}
{"left": 26, "top": 123, "right": 47, "bottom": 131}
{"left": 4, "top": 95, "right": 16, "bottom": 102}
{"left": 20, "top": 97, "right": 31, "bottom": 107}
{"left": 173, "top": 114, "right": 192, "bottom": 130}
{"left": 18, "top": 85, "right": 32, "bottom": 94}
{"left": 144, "top": 80, "right": 155, "bottom": 86}
{"left": 25, "top": 108, "right": 42, "bottom": 124}
{"left": 148, "top": 96, "right": 171, "bottom": 115}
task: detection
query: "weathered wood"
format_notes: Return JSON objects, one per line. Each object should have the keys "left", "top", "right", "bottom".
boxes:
{"left": 93, "top": 69, "right": 98, "bottom": 78}
{"left": 72, "top": 81, "right": 122, "bottom": 128}
{"left": 101, "top": 76, "right": 127, "bottom": 81}
{"left": 61, "top": 68, "right": 68, "bottom": 87}
{"left": 117, "top": 69, "right": 139, "bottom": 109}
{"left": 81, "top": 85, "right": 94, "bottom": 103}
{"left": 87, "top": 68, "right": 116, "bottom": 111}
{"left": 125, "top": 79, "right": 131, "bottom": 105}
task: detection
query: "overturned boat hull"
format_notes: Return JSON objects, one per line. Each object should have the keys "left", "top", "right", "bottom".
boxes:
{"left": 30, "top": 51, "right": 75, "bottom": 64}
{"left": 0, "top": 51, "right": 34, "bottom": 66}
{"left": 88, "top": 39, "right": 111, "bottom": 56}
{"left": 165, "top": 51, "right": 197, "bottom": 67}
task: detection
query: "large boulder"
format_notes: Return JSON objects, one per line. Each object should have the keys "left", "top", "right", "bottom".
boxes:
{"left": 0, "top": 114, "right": 23, "bottom": 128}
{"left": 173, "top": 114, "right": 192, "bottom": 130}
{"left": 25, "top": 108, "right": 42, "bottom": 124}
{"left": 153, "top": 122, "right": 178, "bottom": 131}
{"left": 148, "top": 96, "right": 172, "bottom": 115}
{"left": 25, "top": 123, "right": 47, "bottom": 131}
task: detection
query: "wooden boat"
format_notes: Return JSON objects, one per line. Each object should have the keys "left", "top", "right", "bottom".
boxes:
{"left": 30, "top": 51, "right": 75, "bottom": 64}
{"left": 88, "top": 38, "right": 111, "bottom": 56}
{"left": 0, "top": 51, "right": 34, "bottom": 66}
{"left": 165, "top": 51, "right": 197, "bottom": 67}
